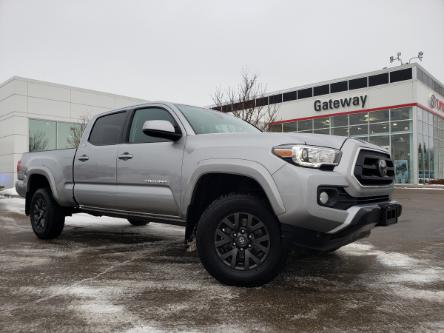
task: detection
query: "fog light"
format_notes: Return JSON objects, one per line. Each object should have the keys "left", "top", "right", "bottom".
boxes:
{"left": 319, "top": 191, "right": 329, "bottom": 205}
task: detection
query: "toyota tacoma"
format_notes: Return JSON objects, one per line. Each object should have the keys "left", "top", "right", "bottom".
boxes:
{"left": 16, "top": 102, "right": 401, "bottom": 286}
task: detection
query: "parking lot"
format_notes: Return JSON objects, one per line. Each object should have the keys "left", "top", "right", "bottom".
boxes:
{"left": 0, "top": 188, "right": 443, "bottom": 333}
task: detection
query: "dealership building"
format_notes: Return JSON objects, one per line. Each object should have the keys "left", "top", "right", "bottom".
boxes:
{"left": 216, "top": 63, "right": 444, "bottom": 185}
{"left": 1, "top": 64, "right": 444, "bottom": 189}
{"left": 0, "top": 76, "right": 145, "bottom": 188}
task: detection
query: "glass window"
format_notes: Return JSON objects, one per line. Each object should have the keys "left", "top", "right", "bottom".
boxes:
{"left": 313, "top": 128, "right": 330, "bottom": 135}
{"left": 369, "top": 110, "right": 389, "bottom": 123}
{"left": 391, "top": 120, "right": 412, "bottom": 133}
{"left": 349, "top": 124, "right": 368, "bottom": 136}
{"left": 313, "top": 117, "right": 330, "bottom": 128}
{"left": 283, "top": 91, "right": 297, "bottom": 102}
{"left": 269, "top": 94, "right": 282, "bottom": 104}
{"left": 89, "top": 112, "right": 126, "bottom": 146}
{"left": 179, "top": 105, "right": 260, "bottom": 134}
{"left": 29, "top": 119, "right": 56, "bottom": 152}
{"left": 349, "top": 112, "right": 368, "bottom": 125}
{"left": 269, "top": 124, "right": 283, "bottom": 132}
{"left": 418, "top": 135, "right": 425, "bottom": 183}
{"left": 369, "top": 135, "right": 390, "bottom": 150}
{"left": 391, "top": 134, "right": 412, "bottom": 183}
{"left": 331, "top": 115, "right": 348, "bottom": 127}
{"left": 298, "top": 88, "right": 312, "bottom": 99}
{"left": 330, "top": 81, "right": 347, "bottom": 93}
{"left": 390, "top": 107, "right": 412, "bottom": 121}
{"left": 298, "top": 119, "right": 313, "bottom": 132}
{"left": 283, "top": 122, "right": 297, "bottom": 132}
{"left": 57, "top": 122, "right": 82, "bottom": 149}
{"left": 255, "top": 97, "right": 268, "bottom": 107}
{"left": 370, "top": 122, "right": 389, "bottom": 135}
{"left": 313, "top": 84, "right": 329, "bottom": 96}
{"left": 349, "top": 77, "right": 367, "bottom": 90}
{"left": 331, "top": 127, "right": 349, "bottom": 136}
{"left": 390, "top": 68, "right": 412, "bottom": 83}
{"left": 369, "top": 73, "right": 389, "bottom": 86}
{"left": 129, "top": 108, "right": 178, "bottom": 144}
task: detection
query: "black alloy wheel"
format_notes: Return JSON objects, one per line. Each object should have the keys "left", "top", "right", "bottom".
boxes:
{"left": 196, "top": 194, "right": 287, "bottom": 287}
{"left": 31, "top": 195, "right": 48, "bottom": 234}
{"left": 214, "top": 212, "right": 270, "bottom": 271}
{"left": 29, "top": 188, "right": 65, "bottom": 239}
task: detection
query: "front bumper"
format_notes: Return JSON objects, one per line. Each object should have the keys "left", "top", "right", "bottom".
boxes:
{"left": 272, "top": 139, "right": 396, "bottom": 234}
{"left": 281, "top": 201, "right": 402, "bottom": 251}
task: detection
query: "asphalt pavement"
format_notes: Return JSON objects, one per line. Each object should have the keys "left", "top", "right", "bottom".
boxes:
{"left": 0, "top": 189, "right": 443, "bottom": 332}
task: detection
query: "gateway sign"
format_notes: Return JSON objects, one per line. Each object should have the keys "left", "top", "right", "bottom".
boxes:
{"left": 314, "top": 95, "right": 367, "bottom": 112}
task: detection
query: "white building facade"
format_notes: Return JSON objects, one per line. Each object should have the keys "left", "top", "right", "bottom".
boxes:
{"left": 0, "top": 76, "right": 145, "bottom": 188}
{"left": 214, "top": 64, "right": 444, "bottom": 184}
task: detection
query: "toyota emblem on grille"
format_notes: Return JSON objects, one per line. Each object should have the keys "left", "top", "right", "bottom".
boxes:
{"left": 378, "top": 159, "right": 388, "bottom": 177}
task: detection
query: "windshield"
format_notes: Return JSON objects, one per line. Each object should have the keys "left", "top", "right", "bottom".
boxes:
{"left": 178, "top": 105, "right": 261, "bottom": 135}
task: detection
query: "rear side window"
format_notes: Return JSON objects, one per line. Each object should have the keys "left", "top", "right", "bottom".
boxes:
{"left": 129, "top": 107, "right": 178, "bottom": 144}
{"left": 89, "top": 112, "right": 126, "bottom": 145}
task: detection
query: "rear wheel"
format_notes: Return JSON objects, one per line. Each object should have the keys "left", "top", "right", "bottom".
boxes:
{"left": 127, "top": 218, "right": 150, "bottom": 226}
{"left": 196, "top": 194, "right": 287, "bottom": 287}
{"left": 29, "top": 188, "right": 65, "bottom": 239}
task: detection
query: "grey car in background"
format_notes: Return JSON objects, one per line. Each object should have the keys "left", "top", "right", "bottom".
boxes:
{"left": 16, "top": 102, "right": 402, "bottom": 286}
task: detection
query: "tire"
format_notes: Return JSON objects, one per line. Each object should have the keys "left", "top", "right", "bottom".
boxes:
{"left": 127, "top": 218, "right": 150, "bottom": 226}
{"left": 29, "top": 188, "right": 65, "bottom": 239}
{"left": 196, "top": 194, "right": 287, "bottom": 287}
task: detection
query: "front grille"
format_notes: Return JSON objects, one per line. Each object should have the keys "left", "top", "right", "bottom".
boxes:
{"left": 353, "top": 149, "right": 394, "bottom": 186}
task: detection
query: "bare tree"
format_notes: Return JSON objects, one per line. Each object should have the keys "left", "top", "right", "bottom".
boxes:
{"left": 29, "top": 131, "right": 48, "bottom": 152}
{"left": 67, "top": 115, "right": 90, "bottom": 148}
{"left": 212, "top": 72, "right": 279, "bottom": 131}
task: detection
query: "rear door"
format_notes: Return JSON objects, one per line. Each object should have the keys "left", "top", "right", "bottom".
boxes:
{"left": 73, "top": 111, "right": 128, "bottom": 208}
{"left": 114, "top": 106, "right": 185, "bottom": 216}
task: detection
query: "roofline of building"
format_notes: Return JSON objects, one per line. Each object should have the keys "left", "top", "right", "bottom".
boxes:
{"left": 0, "top": 75, "right": 148, "bottom": 102}
{"left": 261, "top": 63, "right": 443, "bottom": 97}
{"left": 208, "top": 63, "right": 443, "bottom": 109}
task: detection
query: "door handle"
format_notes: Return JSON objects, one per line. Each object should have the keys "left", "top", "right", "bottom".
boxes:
{"left": 118, "top": 152, "right": 133, "bottom": 161}
{"left": 78, "top": 154, "right": 89, "bottom": 162}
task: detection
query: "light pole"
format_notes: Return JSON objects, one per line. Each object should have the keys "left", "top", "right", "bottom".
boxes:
{"left": 408, "top": 51, "right": 424, "bottom": 64}
{"left": 389, "top": 52, "right": 404, "bottom": 65}
{"left": 389, "top": 51, "right": 424, "bottom": 66}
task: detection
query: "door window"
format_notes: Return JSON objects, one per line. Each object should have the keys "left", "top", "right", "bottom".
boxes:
{"left": 89, "top": 112, "right": 126, "bottom": 145}
{"left": 129, "top": 108, "right": 178, "bottom": 144}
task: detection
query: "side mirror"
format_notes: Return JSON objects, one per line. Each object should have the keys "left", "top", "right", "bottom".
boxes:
{"left": 142, "top": 120, "right": 182, "bottom": 141}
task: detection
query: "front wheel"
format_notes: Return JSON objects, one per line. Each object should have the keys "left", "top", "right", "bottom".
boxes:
{"left": 196, "top": 194, "right": 287, "bottom": 287}
{"left": 29, "top": 188, "right": 65, "bottom": 239}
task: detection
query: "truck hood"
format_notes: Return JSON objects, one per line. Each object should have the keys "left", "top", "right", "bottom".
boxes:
{"left": 185, "top": 132, "right": 349, "bottom": 174}
{"left": 187, "top": 132, "right": 348, "bottom": 150}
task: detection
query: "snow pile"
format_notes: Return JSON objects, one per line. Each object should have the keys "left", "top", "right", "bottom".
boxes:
{"left": 0, "top": 187, "right": 19, "bottom": 197}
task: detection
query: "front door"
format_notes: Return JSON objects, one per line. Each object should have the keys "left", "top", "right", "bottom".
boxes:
{"left": 114, "top": 107, "right": 185, "bottom": 216}
{"left": 73, "top": 111, "right": 127, "bottom": 209}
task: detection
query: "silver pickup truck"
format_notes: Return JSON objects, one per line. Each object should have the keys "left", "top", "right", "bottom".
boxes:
{"left": 16, "top": 102, "right": 401, "bottom": 286}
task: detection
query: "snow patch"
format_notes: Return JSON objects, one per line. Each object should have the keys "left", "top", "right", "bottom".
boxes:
{"left": 0, "top": 197, "right": 25, "bottom": 214}
{"left": 340, "top": 242, "right": 444, "bottom": 304}
{"left": 0, "top": 187, "right": 19, "bottom": 197}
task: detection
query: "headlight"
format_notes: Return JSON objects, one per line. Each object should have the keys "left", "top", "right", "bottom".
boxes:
{"left": 272, "top": 145, "right": 342, "bottom": 169}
